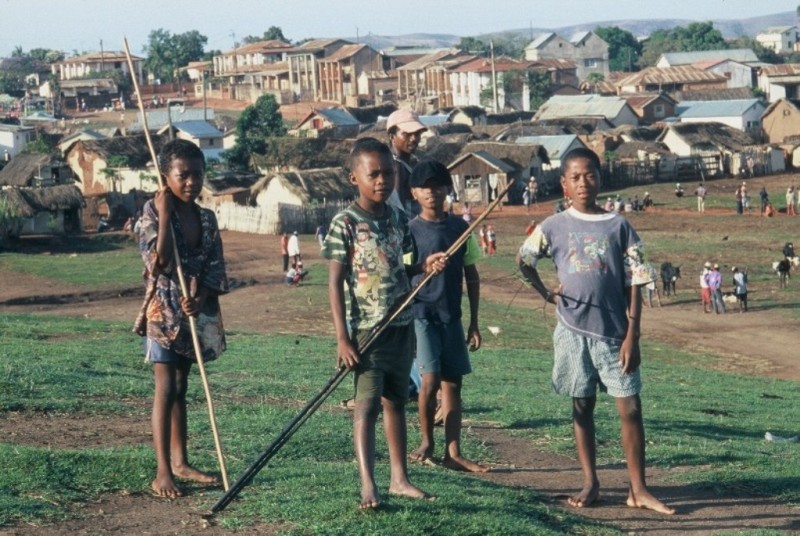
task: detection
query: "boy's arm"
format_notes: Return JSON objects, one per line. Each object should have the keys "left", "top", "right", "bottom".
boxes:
{"left": 153, "top": 187, "right": 175, "bottom": 269}
{"left": 406, "top": 253, "right": 448, "bottom": 277}
{"left": 328, "top": 260, "right": 359, "bottom": 369}
{"left": 464, "top": 264, "right": 481, "bottom": 351}
{"left": 620, "top": 284, "right": 642, "bottom": 374}
{"left": 517, "top": 253, "right": 558, "bottom": 304}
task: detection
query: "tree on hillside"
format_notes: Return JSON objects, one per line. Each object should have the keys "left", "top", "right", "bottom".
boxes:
{"left": 458, "top": 35, "right": 526, "bottom": 59}
{"left": 595, "top": 26, "right": 642, "bottom": 72}
{"left": 729, "top": 36, "right": 782, "bottom": 64}
{"left": 242, "top": 26, "right": 289, "bottom": 44}
{"left": 223, "top": 94, "right": 286, "bottom": 170}
{"left": 143, "top": 29, "right": 208, "bottom": 83}
{"left": 639, "top": 22, "right": 727, "bottom": 67}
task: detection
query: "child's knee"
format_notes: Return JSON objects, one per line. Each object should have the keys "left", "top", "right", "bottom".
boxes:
{"left": 354, "top": 397, "right": 382, "bottom": 419}
{"left": 572, "top": 397, "right": 596, "bottom": 419}
{"left": 616, "top": 395, "right": 642, "bottom": 420}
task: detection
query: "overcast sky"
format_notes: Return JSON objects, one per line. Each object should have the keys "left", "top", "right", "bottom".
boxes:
{"left": 1, "top": 0, "right": 798, "bottom": 57}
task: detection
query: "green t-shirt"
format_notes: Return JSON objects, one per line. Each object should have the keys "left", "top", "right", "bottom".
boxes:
{"left": 322, "top": 202, "right": 414, "bottom": 331}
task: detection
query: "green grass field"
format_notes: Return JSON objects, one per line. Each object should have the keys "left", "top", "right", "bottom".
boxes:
{"left": 1, "top": 305, "right": 798, "bottom": 532}
{"left": 2, "top": 192, "right": 800, "bottom": 533}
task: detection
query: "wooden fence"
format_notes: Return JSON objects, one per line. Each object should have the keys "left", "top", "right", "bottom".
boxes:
{"left": 210, "top": 200, "right": 351, "bottom": 235}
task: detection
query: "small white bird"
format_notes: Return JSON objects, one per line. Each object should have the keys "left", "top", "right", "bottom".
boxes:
{"left": 487, "top": 326, "right": 501, "bottom": 337}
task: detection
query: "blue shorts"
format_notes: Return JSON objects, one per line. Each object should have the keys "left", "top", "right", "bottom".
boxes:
{"left": 414, "top": 318, "right": 472, "bottom": 379}
{"left": 552, "top": 322, "right": 641, "bottom": 398}
{"left": 144, "top": 338, "right": 191, "bottom": 365}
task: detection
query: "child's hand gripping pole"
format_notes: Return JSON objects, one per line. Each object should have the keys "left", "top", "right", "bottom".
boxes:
{"left": 210, "top": 179, "right": 515, "bottom": 514}
{"left": 124, "top": 38, "right": 229, "bottom": 491}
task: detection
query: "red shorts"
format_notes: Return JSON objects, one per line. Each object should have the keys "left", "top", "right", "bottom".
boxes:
{"left": 701, "top": 288, "right": 711, "bottom": 303}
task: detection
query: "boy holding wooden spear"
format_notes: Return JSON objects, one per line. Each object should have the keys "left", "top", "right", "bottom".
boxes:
{"left": 136, "top": 139, "right": 229, "bottom": 498}
{"left": 323, "top": 138, "right": 445, "bottom": 509}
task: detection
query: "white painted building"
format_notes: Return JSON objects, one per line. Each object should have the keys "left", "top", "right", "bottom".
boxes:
{"left": 756, "top": 26, "right": 800, "bottom": 53}
{"left": 0, "top": 124, "right": 35, "bottom": 160}
{"left": 677, "top": 99, "right": 766, "bottom": 132}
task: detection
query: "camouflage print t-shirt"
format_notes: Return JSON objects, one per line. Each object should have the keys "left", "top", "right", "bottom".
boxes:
{"left": 322, "top": 202, "right": 413, "bottom": 332}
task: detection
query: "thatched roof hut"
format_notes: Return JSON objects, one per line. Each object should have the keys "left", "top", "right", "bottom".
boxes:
{"left": 251, "top": 138, "right": 353, "bottom": 172}
{"left": 345, "top": 103, "right": 397, "bottom": 124}
{"left": 0, "top": 184, "right": 84, "bottom": 235}
{"left": 251, "top": 167, "right": 356, "bottom": 206}
{"left": 0, "top": 153, "right": 62, "bottom": 187}
{"left": 76, "top": 135, "right": 165, "bottom": 169}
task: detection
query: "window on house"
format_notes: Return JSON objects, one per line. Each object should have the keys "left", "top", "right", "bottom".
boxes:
{"left": 724, "top": 71, "right": 732, "bottom": 80}
{"left": 653, "top": 104, "right": 665, "bottom": 117}
{"left": 584, "top": 58, "right": 597, "bottom": 68}
{"left": 465, "top": 176, "right": 482, "bottom": 189}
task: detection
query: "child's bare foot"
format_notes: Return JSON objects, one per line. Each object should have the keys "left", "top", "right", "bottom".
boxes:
{"left": 360, "top": 483, "right": 380, "bottom": 510}
{"left": 171, "top": 464, "right": 219, "bottom": 484}
{"left": 567, "top": 483, "right": 600, "bottom": 508}
{"left": 442, "top": 455, "right": 491, "bottom": 473}
{"left": 627, "top": 489, "right": 676, "bottom": 515}
{"left": 389, "top": 482, "right": 435, "bottom": 501}
{"left": 151, "top": 475, "right": 183, "bottom": 498}
{"left": 409, "top": 444, "right": 433, "bottom": 463}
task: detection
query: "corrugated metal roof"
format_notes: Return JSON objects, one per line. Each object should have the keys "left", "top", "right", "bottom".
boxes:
{"left": 536, "top": 95, "right": 628, "bottom": 121}
{"left": 617, "top": 66, "right": 726, "bottom": 87}
{"left": 659, "top": 48, "right": 758, "bottom": 66}
{"left": 527, "top": 33, "right": 556, "bottom": 50}
{"left": 570, "top": 31, "right": 591, "bottom": 45}
{"left": 130, "top": 108, "right": 215, "bottom": 132}
{"left": 452, "top": 150, "right": 516, "bottom": 173}
{"left": 513, "top": 134, "right": 583, "bottom": 159}
{"left": 678, "top": 99, "right": 763, "bottom": 118}
{"left": 316, "top": 107, "right": 360, "bottom": 126}
{"left": 171, "top": 120, "right": 223, "bottom": 138}
{"left": 759, "top": 63, "right": 800, "bottom": 77}
{"left": 321, "top": 44, "right": 369, "bottom": 63}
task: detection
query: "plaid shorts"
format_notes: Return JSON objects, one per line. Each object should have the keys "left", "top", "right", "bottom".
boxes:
{"left": 552, "top": 322, "right": 641, "bottom": 398}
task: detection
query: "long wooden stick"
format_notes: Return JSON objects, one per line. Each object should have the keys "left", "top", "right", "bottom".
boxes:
{"left": 211, "top": 180, "right": 515, "bottom": 513}
{"left": 124, "top": 38, "right": 229, "bottom": 491}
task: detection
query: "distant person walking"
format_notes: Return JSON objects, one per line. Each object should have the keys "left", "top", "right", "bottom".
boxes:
{"left": 287, "top": 231, "right": 301, "bottom": 266}
{"left": 280, "top": 232, "right": 290, "bottom": 272}
{"left": 694, "top": 184, "right": 706, "bottom": 213}
{"left": 705, "top": 263, "right": 726, "bottom": 314}
{"left": 759, "top": 186, "right": 769, "bottom": 216}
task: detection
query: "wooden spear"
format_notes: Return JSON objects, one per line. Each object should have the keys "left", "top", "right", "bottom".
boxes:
{"left": 123, "top": 38, "right": 229, "bottom": 490}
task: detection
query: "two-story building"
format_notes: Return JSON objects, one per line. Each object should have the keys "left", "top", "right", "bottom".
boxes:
{"left": 211, "top": 40, "right": 293, "bottom": 104}
{"left": 317, "top": 44, "right": 382, "bottom": 106}
{"left": 756, "top": 26, "right": 800, "bottom": 53}
{"left": 287, "top": 39, "right": 352, "bottom": 101}
{"left": 758, "top": 63, "right": 800, "bottom": 102}
{"left": 52, "top": 51, "right": 143, "bottom": 85}
{"left": 524, "top": 31, "right": 609, "bottom": 81}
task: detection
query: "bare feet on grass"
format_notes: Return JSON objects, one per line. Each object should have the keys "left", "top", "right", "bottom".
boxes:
{"left": 360, "top": 482, "right": 380, "bottom": 510}
{"left": 442, "top": 455, "right": 491, "bottom": 473}
{"left": 389, "top": 481, "right": 435, "bottom": 501}
{"left": 151, "top": 475, "right": 183, "bottom": 498}
{"left": 567, "top": 482, "right": 600, "bottom": 508}
{"left": 172, "top": 464, "right": 219, "bottom": 484}
{"left": 627, "top": 488, "right": 676, "bottom": 515}
{"left": 409, "top": 444, "right": 433, "bottom": 463}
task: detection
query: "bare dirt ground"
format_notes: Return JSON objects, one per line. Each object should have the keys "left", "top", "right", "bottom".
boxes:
{"left": 2, "top": 203, "right": 800, "bottom": 534}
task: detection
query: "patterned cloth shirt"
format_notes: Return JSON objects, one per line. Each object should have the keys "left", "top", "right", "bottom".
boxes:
{"left": 518, "top": 207, "right": 655, "bottom": 344}
{"left": 322, "top": 202, "right": 414, "bottom": 331}
{"left": 137, "top": 200, "right": 229, "bottom": 361}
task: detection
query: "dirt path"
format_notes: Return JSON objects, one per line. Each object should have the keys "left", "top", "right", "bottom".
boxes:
{"left": 2, "top": 228, "right": 800, "bottom": 534}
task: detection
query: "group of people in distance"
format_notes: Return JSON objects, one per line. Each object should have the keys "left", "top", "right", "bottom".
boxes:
{"left": 134, "top": 111, "right": 675, "bottom": 516}
{"left": 699, "top": 261, "right": 749, "bottom": 314}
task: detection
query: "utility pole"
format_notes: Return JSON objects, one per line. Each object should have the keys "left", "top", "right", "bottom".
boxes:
{"left": 100, "top": 39, "right": 105, "bottom": 72}
{"left": 490, "top": 40, "right": 499, "bottom": 113}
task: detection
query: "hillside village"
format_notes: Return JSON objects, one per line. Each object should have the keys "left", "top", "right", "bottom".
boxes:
{"left": 3, "top": 19, "right": 800, "bottom": 238}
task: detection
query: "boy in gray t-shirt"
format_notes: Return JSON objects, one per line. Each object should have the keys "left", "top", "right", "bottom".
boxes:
{"left": 517, "top": 148, "right": 674, "bottom": 515}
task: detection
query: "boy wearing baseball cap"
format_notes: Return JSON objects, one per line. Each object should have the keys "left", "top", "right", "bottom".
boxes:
{"left": 405, "top": 160, "right": 487, "bottom": 472}
{"left": 386, "top": 109, "right": 427, "bottom": 216}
